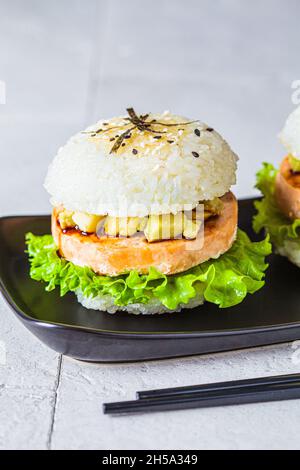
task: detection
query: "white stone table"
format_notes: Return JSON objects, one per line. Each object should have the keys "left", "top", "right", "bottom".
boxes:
{"left": 0, "top": 0, "right": 300, "bottom": 449}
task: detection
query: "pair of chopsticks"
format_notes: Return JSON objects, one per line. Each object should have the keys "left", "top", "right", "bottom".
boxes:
{"left": 103, "top": 373, "right": 300, "bottom": 415}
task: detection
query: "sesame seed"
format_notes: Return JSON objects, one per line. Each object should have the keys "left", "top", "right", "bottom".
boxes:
{"left": 110, "top": 137, "right": 115, "bottom": 141}
{"left": 206, "top": 127, "right": 214, "bottom": 132}
{"left": 132, "top": 148, "right": 138, "bottom": 155}
{"left": 122, "top": 143, "right": 126, "bottom": 147}
{"left": 154, "top": 136, "right": 162, "bottom": 139}
{"left": 192, "top": 151, "right": 199, "bottom": 158}
{"left": 167, "top": 140, "right": 174, "bottom": 144}
{"left": 125, "top": 134, "right": 131, "bottom": 139}
{"left": 194, "top": 128, "right": 201, "bottom": 137}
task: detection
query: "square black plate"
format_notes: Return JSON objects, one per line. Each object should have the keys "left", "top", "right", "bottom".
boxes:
{"left": 1, "top": 198, "right": 300, "bottom": 362}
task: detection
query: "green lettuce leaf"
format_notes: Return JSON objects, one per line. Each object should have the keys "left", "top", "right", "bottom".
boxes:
{"left": 25, "top": 229, "right": 271, "bottom": 310}
{"left": 253, "top": 162, "right": 300, "bottom": 246}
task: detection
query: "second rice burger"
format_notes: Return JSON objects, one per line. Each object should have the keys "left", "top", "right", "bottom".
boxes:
{"left": 26, "top": 109, "right": 270, "bottom": 314}
{"left": 254, "top": 105, "right": 300, "bottom": 267}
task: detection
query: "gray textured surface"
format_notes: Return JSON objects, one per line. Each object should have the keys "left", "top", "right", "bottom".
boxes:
{"left": 0, "top": 0, "right": 300, "bottom": 450}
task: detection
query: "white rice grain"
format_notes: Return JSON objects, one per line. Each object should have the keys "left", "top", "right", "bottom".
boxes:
{"left": 279, "top": 105, "right": 300, "bottom": 159}
{"left": 76, "top": 290, "right": 205, "bottom": 315}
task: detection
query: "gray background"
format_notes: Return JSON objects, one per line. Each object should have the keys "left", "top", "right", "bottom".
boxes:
{"left": 0, "top": 0, "right": 300, "bottom": 450}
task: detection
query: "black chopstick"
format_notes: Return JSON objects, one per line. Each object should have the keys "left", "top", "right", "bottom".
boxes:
{"left": 136, "top": 373, "right": 300, "bottom": 400}
{"left": 103, "top": 376, "right": 300, "bottom": 415}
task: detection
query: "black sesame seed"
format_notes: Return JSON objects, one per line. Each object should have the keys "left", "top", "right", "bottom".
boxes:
{"left": 91, "top": 133, "right": 96, "bottom": 137}
{"left": 192, "top": 151, "right": 199, "bottom": 158}
{"left": 125, "top": 134, "right": 131, "bottom": 139}
{"left": 122, "top": 143, "right": 126, "bottom": 147}
{"left": 132, "top": 148, "right": 138, "bottom": 155}
{"left": 167, "top": 140, "right": 174, "bottom": 144}
{"left": 110, "top": 137, "right": 115, "bottom": 141}
{"left": 206, "top": 127, "right": 214, "bottom": 132}
{"left": 103, "top": 122, "right": 109, "bottom": 126}
{"left": 154, "top": 135, "right": 162, "bottom": 139}
{"left": 194, "top": 128, "right": 201, "bottom": 137}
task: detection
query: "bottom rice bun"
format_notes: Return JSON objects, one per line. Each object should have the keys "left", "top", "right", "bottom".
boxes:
{"left": 254, "top": 105, "right": 300, "bottom": 267}
{"left": 26, "top": 109, "right": 270, "bottom": 314}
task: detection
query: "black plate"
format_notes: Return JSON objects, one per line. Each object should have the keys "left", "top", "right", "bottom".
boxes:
{"left": 1, "top": 198, "right": 300, "bottom": 362}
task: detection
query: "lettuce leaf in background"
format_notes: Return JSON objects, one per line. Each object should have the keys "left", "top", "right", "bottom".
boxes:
{"left": 26, "top": 229, "right": 271, "bottom": 310}
{"left": 253, "top": 163, "right": 300, "bottom": 246}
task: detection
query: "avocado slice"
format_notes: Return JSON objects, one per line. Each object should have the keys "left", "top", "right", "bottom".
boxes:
{"left": 118, "top": 217, "right": 147, "bottom": 237}
{"left": 104, "top": 216, "right": 118, "bottom": 237}
{"left": 204, "top": 198, "right": 223, "bottom": 216}
{"left": 144, "top": 212, "right": 201, "bottom": 242}
{"left": 183, "top": 218, "right": 201, "bottom": 239}
{"left": 196, "top": 198, "right": 224, "bottom": 221}
{"left": 144, "top": 215, "right": 162, "bottom": 242}
{"left": 72, "top": 212, "right": 104, "bottom": 233}
{"left": 58, "top": 210, "right": 75, "bottom": 229}
{"left": 104, "top": 216, "right": 147, "bottom": 237}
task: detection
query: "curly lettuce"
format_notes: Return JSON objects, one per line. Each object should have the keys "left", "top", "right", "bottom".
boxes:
{"left": 25, "top": 229, "right": 271, "bottom": 310}
{"left": 253, "top": 163, "right": 300, "bottom": 246}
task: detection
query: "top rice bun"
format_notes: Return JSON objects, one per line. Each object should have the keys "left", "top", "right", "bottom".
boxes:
{"left": 44, "top": 111, "right": 238, "bottom": 217}
{"left": 279, "top": 105, "right": 300, "bottom": 159}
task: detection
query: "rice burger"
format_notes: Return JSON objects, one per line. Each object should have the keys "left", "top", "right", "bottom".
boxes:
{"left": 254, "top": 105, "right": 300, "bottom": 266}
{"left": 26, "top": 109, "right": 270, "bottom": 314}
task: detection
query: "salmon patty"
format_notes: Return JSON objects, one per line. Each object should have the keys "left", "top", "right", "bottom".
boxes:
{"left": 275, "top": 156, "right": 300, "bottom": 220}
